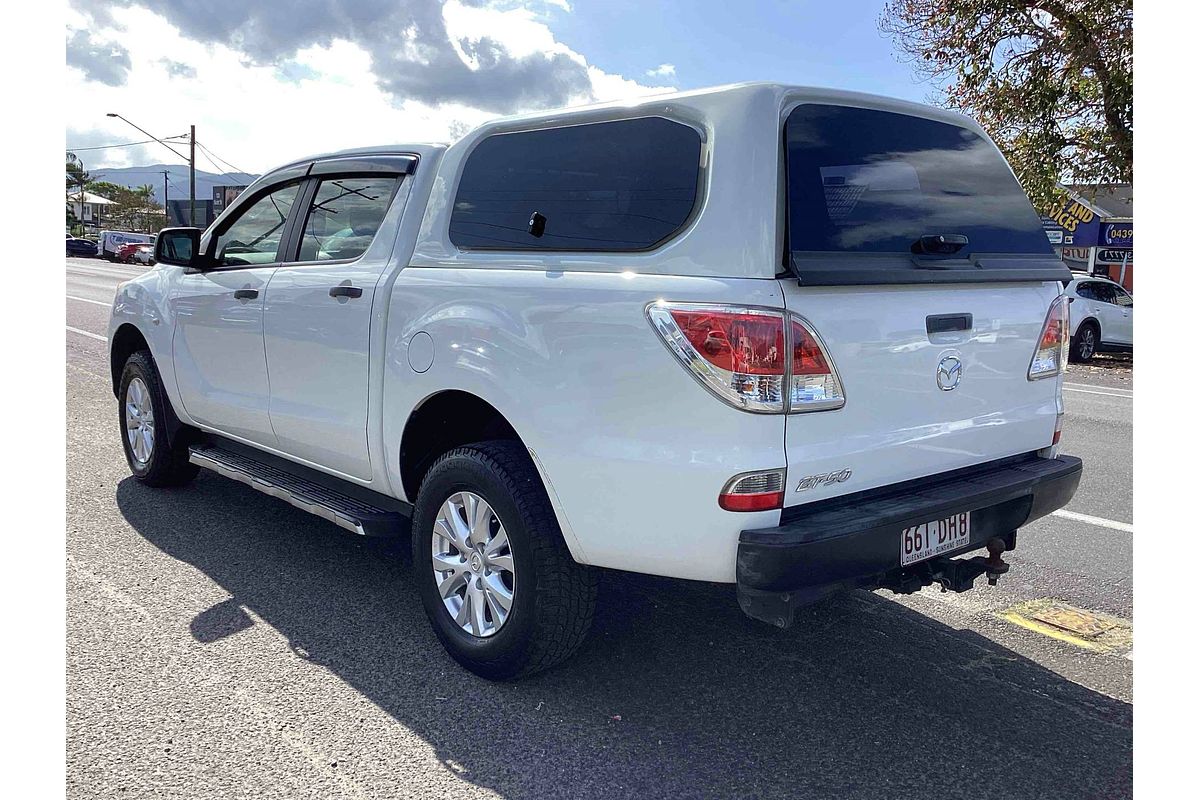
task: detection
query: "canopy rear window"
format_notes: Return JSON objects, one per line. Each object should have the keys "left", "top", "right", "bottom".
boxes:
{"left": 785, "top": 104, "right": 1065, "bottom": 284}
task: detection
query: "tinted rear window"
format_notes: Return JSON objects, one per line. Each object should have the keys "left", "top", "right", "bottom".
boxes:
{"left": 449, "top": 117, "right": 702, "bottom": 252}
{"left": 785, "top": 104, "right": 1052, "bottom": 256}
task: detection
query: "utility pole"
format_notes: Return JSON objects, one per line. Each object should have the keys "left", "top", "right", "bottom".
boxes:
{"left": 105, "top": 113, "right": 195, "bottom": 227}
{"left": 162, "top": 169, "right": 170, "bottom": 229}
{"left": 189, "top": 125, "right": 196, "bottom": 226}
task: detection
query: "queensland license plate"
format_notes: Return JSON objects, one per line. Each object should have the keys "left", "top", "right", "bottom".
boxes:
{"left": 899, "top": 512, "right": 972, "bottom": 566}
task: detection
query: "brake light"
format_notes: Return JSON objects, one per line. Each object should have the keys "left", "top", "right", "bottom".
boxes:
{"left": 1028, "top": 294, "right": 1069, "bottom": 380}
{"left": 790, "top": 316, "right": 845, "bottom": 411}
{"left": 647, "top": 302, "right": 844, "bottom": 413}
{"left": 719, "top": 469, "right": 785, "bottom": 512}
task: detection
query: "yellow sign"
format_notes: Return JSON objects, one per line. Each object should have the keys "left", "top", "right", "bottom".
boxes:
{"left": 1045, "top": 200, "right": 1095, "bottom": 233}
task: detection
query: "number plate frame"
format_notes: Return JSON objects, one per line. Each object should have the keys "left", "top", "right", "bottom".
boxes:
{"left": 899, "top": 512, "right": 972, "bottom": 566}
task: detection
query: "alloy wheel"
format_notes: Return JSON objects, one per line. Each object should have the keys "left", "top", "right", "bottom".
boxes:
{"left": 431, "top": 491, "right": 516, "bottom": 637}
{"left": 124, "top": 377, "right": 155, "bottom": 465}
{"left": 1080, "top": 328, "right": 1096, "bottom": 360}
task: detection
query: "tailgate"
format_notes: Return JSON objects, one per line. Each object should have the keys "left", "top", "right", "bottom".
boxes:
{"left": 779, "top": 280, "right": 1062, "bottom": 507}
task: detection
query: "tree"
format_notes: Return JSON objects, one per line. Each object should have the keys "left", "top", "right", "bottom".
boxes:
{"left": 85, "top": 181, "right": 164, "bottom": 233}
{"left": 879, "top": 0, "right": 1132, "bottom": 206}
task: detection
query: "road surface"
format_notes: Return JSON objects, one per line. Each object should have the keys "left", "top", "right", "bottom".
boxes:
{"left": 66, "top": 257, "right": 1132, "bottom": 799}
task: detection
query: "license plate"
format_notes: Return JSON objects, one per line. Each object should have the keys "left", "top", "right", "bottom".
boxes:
{"left": 899, "top": 512, "right": 972, "bottom": 566}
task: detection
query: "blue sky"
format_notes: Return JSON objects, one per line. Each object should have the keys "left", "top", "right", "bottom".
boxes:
{"left": 66, "top": 1, "right": 932, "bottom": 174}
{"left": 554, "top": 0, "right": 928, "bottom": 101}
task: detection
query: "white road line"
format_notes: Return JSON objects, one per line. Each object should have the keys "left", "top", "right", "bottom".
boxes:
{"left": 66, "top": 295, "right": 111, "bottom": 307}
{"left": 66, "top": 263, "right": 146, "bottom": 279}
{"left": 1052, "top": 509, "right": 1134, "bottom": 533}
{"left": 1063, "top": 385, "right": 1133, "bottom": 399}
{"left": 66, "top": 325, "right": 106, "bottom": 342}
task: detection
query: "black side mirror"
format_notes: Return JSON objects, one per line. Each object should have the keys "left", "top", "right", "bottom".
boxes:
{"left": 155, "top": 227, "right": 204, "bottom": 268}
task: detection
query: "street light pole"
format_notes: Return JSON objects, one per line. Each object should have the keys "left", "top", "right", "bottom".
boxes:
{"left": 105, "top": 113, "right": 195, "bottom": 227}
{"left": 189, "top": 125, "right": 196, "bottom": 226}
{"left": 162, "top": 169, "right": 170, "bottom": 228}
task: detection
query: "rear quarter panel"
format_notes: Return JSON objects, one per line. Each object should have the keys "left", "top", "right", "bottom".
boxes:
{"left": 382, "top": 268, "right": 786, "bottom": 582}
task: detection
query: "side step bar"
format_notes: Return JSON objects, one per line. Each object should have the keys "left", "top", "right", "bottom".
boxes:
{"left": 189, "top": 444, "right": 409, "bottom": 537}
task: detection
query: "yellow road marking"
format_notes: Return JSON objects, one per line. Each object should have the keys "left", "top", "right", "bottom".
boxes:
{"left": 1001, "top": 612, "right": 1103, "bottom": 651}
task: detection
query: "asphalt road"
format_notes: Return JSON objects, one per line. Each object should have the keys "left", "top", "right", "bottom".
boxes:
{"left": 66, "top": 257, "right": 1132, "bottom": 799}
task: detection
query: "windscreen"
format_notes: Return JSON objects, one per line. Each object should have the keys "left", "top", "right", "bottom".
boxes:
{"left": 785, "top": 104, "right": 1053, "bottom": 257}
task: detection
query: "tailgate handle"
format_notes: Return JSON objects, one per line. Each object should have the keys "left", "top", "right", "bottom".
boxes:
{"left": 926, "top": 313, "right": 973, "bottom": 334}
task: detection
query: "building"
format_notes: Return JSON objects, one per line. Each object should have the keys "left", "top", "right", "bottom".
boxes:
{"left": 167, "top": 199, "right": 216, "bottom": 228}
{"left": 68, "top": 191, "right": 115, "bottom": 231}
{"left": 1041, "top": 184, "right": 1133, "bottom": 291}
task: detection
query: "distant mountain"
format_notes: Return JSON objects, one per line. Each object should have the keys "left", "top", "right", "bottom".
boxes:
{"left": 89, "top": 164, "right": 258, "bottom": 206}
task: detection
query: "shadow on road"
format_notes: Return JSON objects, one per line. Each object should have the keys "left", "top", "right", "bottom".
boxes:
{"left": 117, "top": 473, "right": 1132, "bottom": 800}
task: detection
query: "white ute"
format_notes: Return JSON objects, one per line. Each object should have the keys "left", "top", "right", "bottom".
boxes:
{"left": 109, "top": 83, "right": 1082, "bottom": 679}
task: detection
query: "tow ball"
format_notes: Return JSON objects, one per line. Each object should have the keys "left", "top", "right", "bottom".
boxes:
{"left": 982, "top": 537, "right": 1010, "bottom": 586}
{"left": 882, "top": 534, "right": 1016, "bottom": 596}
{"left": 932, "top": 536, "right": 1010, "bottom": 592}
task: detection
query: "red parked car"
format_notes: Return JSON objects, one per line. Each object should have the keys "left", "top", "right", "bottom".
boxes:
{"left": 115, "top": 242, "right": 147, "bottom": 263}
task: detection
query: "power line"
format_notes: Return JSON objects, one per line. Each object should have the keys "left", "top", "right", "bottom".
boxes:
{"left": 66, "top": 135, "right": 188, "bottom": 152}
{"left": 193, "top": 146, "right": 241, "bottom": 184}
{"left": 195, "top": 141, "right": 250, "bottom": 178}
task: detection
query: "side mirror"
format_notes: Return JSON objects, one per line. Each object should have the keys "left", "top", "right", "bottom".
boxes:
{"left": 155, "top": 227, "right": 204, "bottom": 268}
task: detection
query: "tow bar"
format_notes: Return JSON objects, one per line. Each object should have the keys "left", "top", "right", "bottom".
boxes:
{"left": 883, "top": 536, "right": 1013, "bottom": 596}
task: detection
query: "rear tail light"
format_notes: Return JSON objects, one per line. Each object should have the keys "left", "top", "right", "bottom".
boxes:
{"left": 789, "top": 316, "right": 845, "bottom": 411}
{"left": 719, "top": 468, "right": 785, "bottom": 512}
{"left": 1028, "top": 294, "right": 1069, "bottom": 380}
{"left": 646, "top": 302, "right": 844, "bottom": 413}
{"left": 1052, "top": 412, "right": 1064, "bottom": 445}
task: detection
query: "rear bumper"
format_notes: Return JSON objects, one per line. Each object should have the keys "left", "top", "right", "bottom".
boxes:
{"left": 736, "top": 454, "right": 1082, "bottom": 625}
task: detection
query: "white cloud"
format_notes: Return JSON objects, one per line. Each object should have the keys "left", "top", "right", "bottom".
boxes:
{"left": 66, "top": 1, "right": 671, "bottom": 175}
{"left": 646, "top": 63, "right": 676, "bottom": 79}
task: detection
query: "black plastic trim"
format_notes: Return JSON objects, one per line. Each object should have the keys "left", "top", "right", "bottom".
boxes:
{"left": 926, "top": 313, "right": 972, "bottom": 334}
{"left": 199, "top": 433, "right": 413, "bottom": 518}
{"left": 789, "top": 254, "right": 1073, "bottom": 286}
{"left": 737, "top": 454, "right": 1082, "bottom": 596}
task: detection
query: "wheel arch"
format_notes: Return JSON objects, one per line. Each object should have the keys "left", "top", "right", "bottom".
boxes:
{"left": 399, "top": 390, "right": 521, "bottom": 500}
{"left": 398, "top": 389, "right": 589, "bottom": 564}
{"left": 109, "top": 322, "right": 151, "bottom": 397}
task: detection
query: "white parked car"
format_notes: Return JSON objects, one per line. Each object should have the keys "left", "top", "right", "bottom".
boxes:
{"left": 1064, "top": 275, "right": 1133, "bottom": 362}
{"left": 131, "top": 244, "right": 155, "bottom": 265}
{"left": 108, "top": 83, "right": 1082, "bottom": 679}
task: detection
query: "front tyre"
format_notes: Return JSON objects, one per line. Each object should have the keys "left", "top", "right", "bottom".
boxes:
{"left": 118, "top": 350, "right": 199, "bottom": 487}
{"left": 412, "top": 441, "right": 597, "bottom": 680}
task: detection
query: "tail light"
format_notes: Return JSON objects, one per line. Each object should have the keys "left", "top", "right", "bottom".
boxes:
{"left": 719, "top": 469, "right": 785, "bottom": 511}
{"left": 646, "top": 302, "right": 844, "bottom": 413}
{"left": 1028, "top": 294, "right": 1069, "bottom": 380}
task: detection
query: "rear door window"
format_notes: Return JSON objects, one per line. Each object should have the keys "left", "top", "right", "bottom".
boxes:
{"left": 785, "top": 104, "right": 1062, "bottom": 284}
{"left": 449, "top": 117, "right": 702, "bottom": 252}
{"left": 297, "top": 177, "right": 400, "bottom": 262}
{"left": 1091, "top": 282, "right": 1118, "bottom": 304}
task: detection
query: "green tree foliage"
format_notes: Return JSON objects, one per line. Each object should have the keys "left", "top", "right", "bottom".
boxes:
{"left": 879, "top": 0, "right": 1132, "bottom": 206}
{"left": 65, "top": 155, "right": 90, "bottom": 197}
{"left": 85, "top": 181, "right": 165, "bottom": 233}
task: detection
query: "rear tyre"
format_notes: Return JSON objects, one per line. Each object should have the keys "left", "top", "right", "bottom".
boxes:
{"left": 1070, "top": 322, "right": 1099, "bottom": 363}
{"left": 412, "top": 441, "right": 597, "bottom": 680}
{"left": 118, "top": 350, "right": 199, "bottom": 487}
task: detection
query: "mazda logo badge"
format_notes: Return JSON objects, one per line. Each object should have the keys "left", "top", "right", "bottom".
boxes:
{"left": 936, "top": 355, "right": 963, "bottom": 391}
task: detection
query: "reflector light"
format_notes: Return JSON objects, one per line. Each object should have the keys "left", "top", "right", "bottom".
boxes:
{"left": 719, "top": 469, "right": 786, "bottom": 512}
{"left": 1029, "top": 294, "right": 1070, "bottom": 380}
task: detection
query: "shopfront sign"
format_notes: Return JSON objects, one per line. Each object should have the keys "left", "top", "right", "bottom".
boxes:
{"left": 1041, "top": 198, "right": 1100, "bottom": 248}
{"left": 1100, "top": 221, "right": 1133, "bottom": 248}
